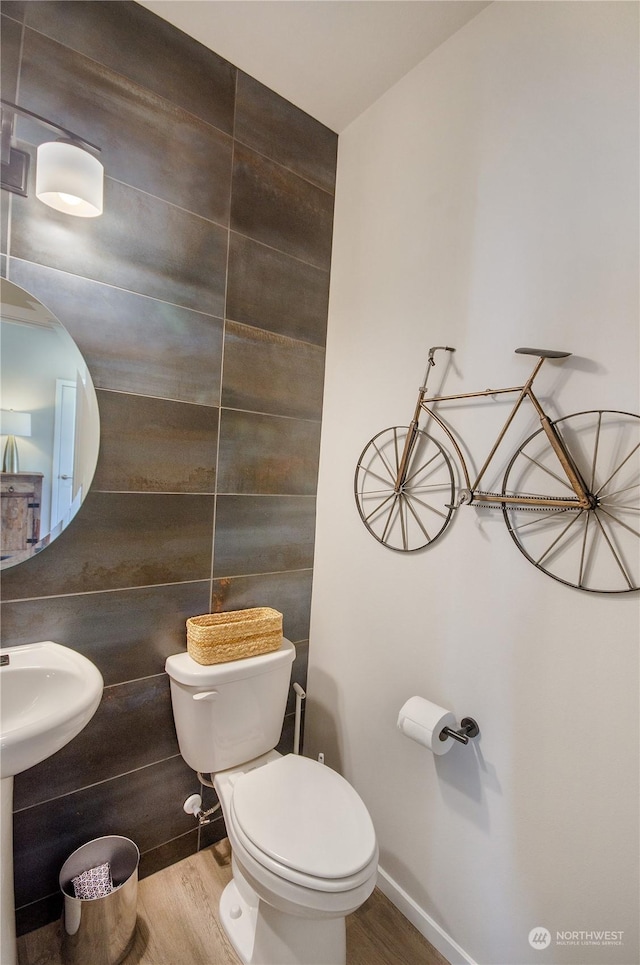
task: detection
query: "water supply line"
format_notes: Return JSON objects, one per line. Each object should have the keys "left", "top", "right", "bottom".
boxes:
{"left": 183, "top": 791, "right": 221, "bottom": 826}
{"left": 293, "top": 682, "right": 306, "bottom": 754}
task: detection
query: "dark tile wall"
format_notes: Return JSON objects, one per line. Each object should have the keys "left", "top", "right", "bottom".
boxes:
{"left": 0, "top": 0, "right": 336, "bottom": 934}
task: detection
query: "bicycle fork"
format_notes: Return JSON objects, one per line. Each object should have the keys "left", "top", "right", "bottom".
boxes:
{"left": 394, "top": 346, "right": 455, "bottom": 493}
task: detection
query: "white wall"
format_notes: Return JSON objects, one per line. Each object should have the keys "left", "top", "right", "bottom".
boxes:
{"left": 307, "top": 3, "right": 639, "bottom": 964}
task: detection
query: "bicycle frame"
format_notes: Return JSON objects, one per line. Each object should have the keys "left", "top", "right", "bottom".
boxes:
{"left": 395, "top": 347, "right": 592, "bottom": 510}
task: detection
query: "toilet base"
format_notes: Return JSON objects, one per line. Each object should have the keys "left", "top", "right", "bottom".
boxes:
{"left": 219, "top": 879, "right": 347, "bottom": 965}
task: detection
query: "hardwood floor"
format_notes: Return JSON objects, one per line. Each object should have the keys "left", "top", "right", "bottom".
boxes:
{"left": 17, "top": 839, "right": 450, "bottom": 965}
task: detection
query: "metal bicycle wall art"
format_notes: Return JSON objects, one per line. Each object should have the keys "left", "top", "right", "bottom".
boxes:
{"left": 354, "top": 346, "right": 639, "bottom": 593}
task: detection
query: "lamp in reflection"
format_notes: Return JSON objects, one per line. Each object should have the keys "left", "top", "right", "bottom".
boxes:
{"left": 1, "top": 410, "right": 32, "bottom": 473}
{"left": 1, "top": 98, "right": 103, "bottom": 217}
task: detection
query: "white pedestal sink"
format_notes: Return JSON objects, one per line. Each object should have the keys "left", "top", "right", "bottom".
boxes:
{"left": 0, "top": 642, "right": 103, "bottom": 965}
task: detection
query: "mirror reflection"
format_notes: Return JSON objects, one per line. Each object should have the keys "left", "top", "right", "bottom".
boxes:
{"left": 1, "top": 278, "right": 100, "bottom": 569}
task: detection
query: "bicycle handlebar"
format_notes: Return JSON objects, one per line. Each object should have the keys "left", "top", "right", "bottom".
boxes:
{"left": 428, "top": 345, "right": 456, "bottom": 366}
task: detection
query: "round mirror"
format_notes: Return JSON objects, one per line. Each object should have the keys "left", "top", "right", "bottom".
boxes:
{"left": 1, "top": 278, "right": 100, "bottom": 569}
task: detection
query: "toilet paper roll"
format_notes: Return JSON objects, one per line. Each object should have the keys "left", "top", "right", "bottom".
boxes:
{"left": 397, "top": 696, "right": 457, "bottom": 755}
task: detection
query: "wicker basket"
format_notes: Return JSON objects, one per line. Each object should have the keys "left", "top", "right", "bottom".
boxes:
{"left": 186, "top": 607, "right": 283, "bottom": 665}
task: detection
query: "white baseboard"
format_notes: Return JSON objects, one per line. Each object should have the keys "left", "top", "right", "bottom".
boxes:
{"left": 376, "top": 866, "right": 477, "bottom": 965}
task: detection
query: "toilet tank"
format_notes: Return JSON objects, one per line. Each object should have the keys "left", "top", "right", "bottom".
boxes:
{"left": 165, "top": 639, "right": 295, "bottom": 773}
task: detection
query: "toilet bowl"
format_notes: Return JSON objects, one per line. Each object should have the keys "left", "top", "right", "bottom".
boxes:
{"left": 165, "top": 640, "right": 378, "bottom": 965}
{"left": 214, "top": 752, "right": 378, "bottom": 965}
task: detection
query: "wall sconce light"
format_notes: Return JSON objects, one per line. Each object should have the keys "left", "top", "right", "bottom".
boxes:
{"left": 1, "top": 98, "right": 103, "bottom": 217}
{"left": 1, "top": 410, "right": 32, "bottom": 473}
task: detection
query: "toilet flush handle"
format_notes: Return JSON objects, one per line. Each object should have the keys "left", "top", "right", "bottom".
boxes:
{"left": 193, "top": 690, "right": 218, "bottom": 701}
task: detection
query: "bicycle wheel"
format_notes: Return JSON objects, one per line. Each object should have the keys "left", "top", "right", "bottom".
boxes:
{"left": 502, "top": 410, "right": 640, "bottom": 592}
{"left": 354, "top": 426, "right": 455, "bottom": 551}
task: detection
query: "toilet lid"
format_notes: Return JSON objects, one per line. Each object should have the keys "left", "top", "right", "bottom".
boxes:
{"left": 231, "top": 755, "right": 377, "bottom": 880}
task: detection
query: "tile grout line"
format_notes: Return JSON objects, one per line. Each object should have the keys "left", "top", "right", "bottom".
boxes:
{"left": 13, "top": 752, "right": 186, "bottom": 813}
{"left": 0, "top": 568, "right": 314, "bottom": 606}
{"left": 7, "top": 252, "right": 330, "bottom": 343}
{"left": 208, "top": 71, "right": 240, "bottom": 606}
{"left": 94, "top": 388, "right": 324, "bottom": 425}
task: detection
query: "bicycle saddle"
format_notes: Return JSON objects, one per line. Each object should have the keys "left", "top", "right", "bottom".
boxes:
{"left": 515, "top": 347, "right": 571, "bottom": 358}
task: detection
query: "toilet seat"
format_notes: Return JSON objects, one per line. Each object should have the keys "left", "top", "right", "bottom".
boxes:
{"left": 230, "top": 804, "right": 378, "bottom": 895}
{"left": 229, "top": 755, "right": 377, "bottom": 893}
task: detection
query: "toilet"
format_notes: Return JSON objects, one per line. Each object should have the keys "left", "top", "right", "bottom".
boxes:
{"left": 165, "top": 638, "right": 378, "bottom": 965}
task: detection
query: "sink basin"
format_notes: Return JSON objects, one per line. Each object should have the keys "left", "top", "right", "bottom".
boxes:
{"left": 0, "top": 641, "right": 103, "bottom": 779}
{"left": 0, "top": 643, "right": 103, "bottom": 965}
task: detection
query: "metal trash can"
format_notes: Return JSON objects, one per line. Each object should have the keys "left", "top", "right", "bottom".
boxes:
{"left": 59, "top": 836, "right": 139, "bottom": 965}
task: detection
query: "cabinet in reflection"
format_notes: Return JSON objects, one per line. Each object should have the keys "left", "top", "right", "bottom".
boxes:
{"left": 1, "top": 472, "right": 43, "bottom": 554}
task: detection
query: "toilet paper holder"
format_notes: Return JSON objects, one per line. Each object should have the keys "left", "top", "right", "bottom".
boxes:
{"left": 439, "top": 717, "right": 480, "bottom": 745}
